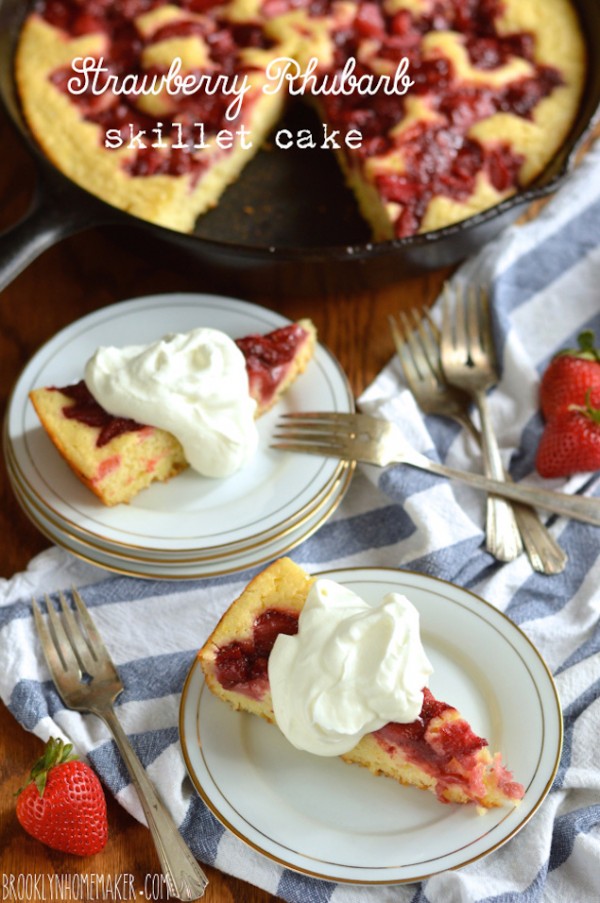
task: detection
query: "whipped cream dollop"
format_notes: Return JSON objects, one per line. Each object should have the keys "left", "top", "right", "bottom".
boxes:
{"left": 84, "top": 328, "right": 258, "bottom": 478}
{"left": 268, "top": 579, "right": 433, "bottom": 757}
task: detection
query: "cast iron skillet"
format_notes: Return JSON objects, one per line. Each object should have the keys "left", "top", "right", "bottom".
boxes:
{"left": 1, "top": 0, "right": 599, "bottom": 298}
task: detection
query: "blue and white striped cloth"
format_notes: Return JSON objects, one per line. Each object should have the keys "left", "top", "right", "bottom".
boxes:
{"left": 2, "top": 140, "right": 600, "bottom": 902}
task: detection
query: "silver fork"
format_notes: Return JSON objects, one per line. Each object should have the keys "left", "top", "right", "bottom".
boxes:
{"left": 389, "top": 308, "right": 567, "bottom": 574}
{"left": 440, "top": 284, "right": 523, "bottom": 562}
{"left": 32, "top": 589, "right": 208, "bottom": 901}
{"left": 272, "top": 412, "right": 600, "bottom": 525}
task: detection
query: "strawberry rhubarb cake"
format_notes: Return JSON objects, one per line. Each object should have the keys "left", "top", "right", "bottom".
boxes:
{"left": 29, "top": 319, "right": 316, "bottom": 506}
{"left": 16, "top": 0, "right": 586, "bottom": 238}
{"left": 198, "top": 557, "right": 525, "bottom": 808}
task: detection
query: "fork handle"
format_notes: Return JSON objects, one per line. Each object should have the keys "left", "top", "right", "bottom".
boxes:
{"left": 414, "top": 458, "right": 600, "bottom": 526}
{"left": 510, "top": 500, "right": 568, "bottom": 574}
{"left": 458, "top": 414, "right": 567, "bottom": 573}
{"left": 474, "top": 390, "right": 523, "bottom": 561}
{"left": 98, "top": 707, "right": 209, "bottom": 901}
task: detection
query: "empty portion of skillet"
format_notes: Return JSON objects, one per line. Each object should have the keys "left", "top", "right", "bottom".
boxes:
{"left": 193, "top": 103, "right": 371, "bottom": 249}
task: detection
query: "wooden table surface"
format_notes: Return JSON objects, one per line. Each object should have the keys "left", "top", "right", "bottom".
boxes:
{"left": 0, "top": 94, "right": 454, "bottom": 901}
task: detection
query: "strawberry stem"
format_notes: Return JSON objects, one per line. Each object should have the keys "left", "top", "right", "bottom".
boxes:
{"left": 557, "top": 330, "right": 600, "bottom": 362}
{"left": 569, "top": 389, "right": 600, "bottom": 424}
{"left": 18, "top": 737, "right": 78, "bottom": 797}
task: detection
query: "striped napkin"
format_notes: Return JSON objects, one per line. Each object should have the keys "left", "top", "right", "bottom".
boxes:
{"left": 2, "top": 139, "right": 600, "bottom": 902}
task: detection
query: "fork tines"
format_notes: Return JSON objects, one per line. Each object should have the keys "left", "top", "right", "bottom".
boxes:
{"left": 389, "top": 307, "right": 445, "bottom": 393}
{"left": 33, "top": 589, "right": 117, "bottom": 686}
{"left": 442, "top": 282, "right": 496, "bottom": 368}
{"left": 276, "top": 412, "right": 357, "bottom": 429}
{"left": 33, "top": 591, "right": 82, "bottom": 680}
{"left": 273, "top": 412, "right": 351, "bottom": 456}
{"left": 278, "top": 411, "right": 357, "bottom": 421}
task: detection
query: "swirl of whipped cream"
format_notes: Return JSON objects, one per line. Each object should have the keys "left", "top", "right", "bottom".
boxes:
{"left": 84, "top": 328, "right": 258, "bottom": 477}
{"left": 269, "top": 579, "right": 433, "bottom": 756}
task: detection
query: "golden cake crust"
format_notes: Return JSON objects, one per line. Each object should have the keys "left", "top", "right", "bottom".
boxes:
{"left": 29, "top": 386, "right": 186, "bottom": 506}
{"left": 345, "top": 0, "right": 586, "bottom": 237}
{"left": 200, "top": 556, "right": 315, "bottom": 719}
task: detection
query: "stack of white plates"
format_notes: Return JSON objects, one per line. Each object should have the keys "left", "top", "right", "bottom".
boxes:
{"left": 4, "top": 293, "right": 355, "bottom": 580}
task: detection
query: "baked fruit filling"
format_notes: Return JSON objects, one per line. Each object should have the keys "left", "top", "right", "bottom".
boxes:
{"left": 199, "top": 557, "right": 525, "bottom": 808}
{"left": 319, "top": 0, "right": 569, "bottom": 236}
{"left": 29, "top": 320, "right": 316, "bottom": 505}
{"left": 215, "top": 607, "right": 300, "bottom": 695}
{"left": 238, "top": 323, "right": 316, "bottom": 413}
{"left": 16, "top": 0, "right": 299, "bottom": 232}
{"left": 16, "top": 0, "right": 586, "bottom": 237}
{"left": 52, "top": 381, "right": 147, "bottom": 447}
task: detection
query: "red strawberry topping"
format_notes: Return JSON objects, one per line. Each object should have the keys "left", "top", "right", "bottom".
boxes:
{"left": 16, "top": 737, "right": 108, "bottom": 856}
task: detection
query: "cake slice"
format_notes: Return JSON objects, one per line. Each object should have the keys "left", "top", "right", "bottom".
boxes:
{"left": 15, "top": 0, "right": 301, "bottom": 233}
{"left": 29, "top": 320, "right": 316, "bottom": 506}
{"left": 198, "top": 557, "right": 525, "bottom": 809}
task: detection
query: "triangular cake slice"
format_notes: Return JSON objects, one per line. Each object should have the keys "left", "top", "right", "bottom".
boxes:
{"left": 29, "top": 320, "right": 316, "bottom": 506}
{"left": 198, "top": 557, "right": 525, "bottom": 808}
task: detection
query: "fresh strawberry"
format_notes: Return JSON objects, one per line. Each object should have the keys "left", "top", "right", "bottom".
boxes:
{"left": 536, "top": 393, "right": 600, "bottom": 478}
{"left": 540, "top": 330, "right": 600, "bottom": 421}
{"left": 16, "top": 737, "right": 108, "bottom": 856}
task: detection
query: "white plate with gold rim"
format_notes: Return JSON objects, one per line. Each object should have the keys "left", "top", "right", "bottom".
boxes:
{"left": 180, "top": 567, "right": 562, "bottom": 884}
{"left": 6, "top": 293, "right": 353, "bottom": 556}
{"left": 7, "top": 453, "right": 353, "bottom": 579}
{"left": 4, "top": 425, "right": 353, "bottom": 565}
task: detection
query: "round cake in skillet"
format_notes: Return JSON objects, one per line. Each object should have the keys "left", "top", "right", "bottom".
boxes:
{"left": 16, "top": 0, "right": 586, "bottom": 238}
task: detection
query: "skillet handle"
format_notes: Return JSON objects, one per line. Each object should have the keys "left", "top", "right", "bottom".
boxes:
{"left": 0, "top": 168, "right": 113, "bottom": 293}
